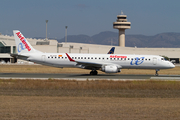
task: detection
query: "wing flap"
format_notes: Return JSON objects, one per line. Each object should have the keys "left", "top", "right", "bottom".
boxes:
{"left": 76, "top": 61, "right": 104, "bottom": 68}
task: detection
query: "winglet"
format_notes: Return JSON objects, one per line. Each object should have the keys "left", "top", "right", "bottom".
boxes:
{"left": 66, "top": 53, "right": 75, "bottom": 62}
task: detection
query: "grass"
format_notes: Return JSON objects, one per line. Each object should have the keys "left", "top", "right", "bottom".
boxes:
{"left": 1, "top": 79, "right": 180, "bottom": 98}
{"left": 1, "top": 79, "right": 180, "bottom": 90}
{"left": 1, "top": 96, "right": 180, "bottom": 120}
{"left": 1, "top": 79, "right": 180, "bottom": 119}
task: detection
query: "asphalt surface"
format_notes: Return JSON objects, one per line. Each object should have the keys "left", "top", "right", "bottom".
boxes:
{"left": 0, "top": 73, "right": 180, "bottom": 80}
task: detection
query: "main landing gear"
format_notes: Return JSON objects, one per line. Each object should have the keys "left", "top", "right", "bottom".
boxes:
{"left": 90, "top": 70, "right": 98, "bottom": 75}
{"left": 155, "top": 69, "right": 160, "bottom": 76}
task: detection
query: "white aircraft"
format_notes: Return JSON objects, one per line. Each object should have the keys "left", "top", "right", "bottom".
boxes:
{"left": 11, "top": 30, "right": 175, "bottom": 76}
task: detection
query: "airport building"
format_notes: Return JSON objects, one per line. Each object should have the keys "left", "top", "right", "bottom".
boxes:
{"left": 0, "top": 13, "right": 179, "bottom": 64}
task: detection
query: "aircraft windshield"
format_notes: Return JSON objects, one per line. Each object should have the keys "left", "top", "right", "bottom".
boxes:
{"left": 161, "top": 57, "right": 168, "bottom": 61}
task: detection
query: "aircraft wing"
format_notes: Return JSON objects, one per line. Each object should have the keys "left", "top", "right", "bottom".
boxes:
{"left": 66, "top": 53, "right": 121, "bottom": 69}
{"left": 75, "top": 61, "right": 104, "bottom": 68}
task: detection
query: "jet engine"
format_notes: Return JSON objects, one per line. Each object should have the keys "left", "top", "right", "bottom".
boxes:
{"left": 101, "top": 65, "right": 121, "bottom": 73}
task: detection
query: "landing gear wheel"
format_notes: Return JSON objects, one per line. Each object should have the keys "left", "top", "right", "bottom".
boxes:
{"left": 90, "top": 70, "right": 98, "bottom": 75}
{"left": 94, "top": 70, "right": 98, "bottom": 75}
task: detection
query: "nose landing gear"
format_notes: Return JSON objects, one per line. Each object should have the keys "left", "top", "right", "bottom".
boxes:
{"left": 155, "top": 69, "right": 160, "bottom": 76}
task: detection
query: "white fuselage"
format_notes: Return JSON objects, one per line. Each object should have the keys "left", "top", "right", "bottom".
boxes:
{"left": 23, "top": 53, "right": 175, "bottom": 70}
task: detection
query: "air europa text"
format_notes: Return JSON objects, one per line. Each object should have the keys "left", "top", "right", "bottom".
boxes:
{"left": 16, "top": 32, "right": 31, "bottom": 51}
{"left": 110, "top": 55, "right": 127, "bottom": 58}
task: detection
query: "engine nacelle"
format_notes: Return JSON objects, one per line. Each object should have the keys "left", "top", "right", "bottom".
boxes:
{"left": 101, "top": 65, "right": 121, "bottom": 73}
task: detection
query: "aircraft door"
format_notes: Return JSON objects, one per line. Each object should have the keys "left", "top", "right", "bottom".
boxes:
{"left": 153, "top": 57, "right": 157, "bottom": 65}
{"left": 41, "top": 55, "right": 46, "bottom": 62}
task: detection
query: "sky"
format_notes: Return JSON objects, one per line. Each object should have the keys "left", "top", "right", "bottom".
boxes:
{"left": 0, "top": 0, "right": 180, "bottom": 39}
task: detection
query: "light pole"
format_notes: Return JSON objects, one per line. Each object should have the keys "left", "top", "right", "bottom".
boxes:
{"left": 46, "top": 20, "right": 48, "bottom": 40}
{"left": 65, "top": 26, "right": 68, "bottom": 43}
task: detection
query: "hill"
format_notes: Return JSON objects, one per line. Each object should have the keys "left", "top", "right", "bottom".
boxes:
{"left": 40, "top": 31, "right": 180, "bottom": 48}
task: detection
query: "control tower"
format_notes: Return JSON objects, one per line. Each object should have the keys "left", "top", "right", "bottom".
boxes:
{"left": 113, "top": 12, "right": 131, "bottom": 47}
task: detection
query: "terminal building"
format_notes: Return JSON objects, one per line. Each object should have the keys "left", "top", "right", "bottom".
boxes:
{"left": 0, "top": 13, "right": 180, "bottom": 64}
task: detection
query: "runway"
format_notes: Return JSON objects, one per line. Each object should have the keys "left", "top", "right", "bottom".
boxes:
{"left": 1, "top": 73, "right": 180, "bottom": 80}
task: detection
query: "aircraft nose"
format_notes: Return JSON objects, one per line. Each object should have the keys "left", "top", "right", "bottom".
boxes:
{"left": 169, "top": 62, "right": 175, "bottom": 68}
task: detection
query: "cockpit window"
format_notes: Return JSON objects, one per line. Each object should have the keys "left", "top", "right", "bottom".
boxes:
{"left": 161, "top": 57, "right": 168, "bottom": 61}
{"left": 161, "top": 56, "right": 169, "bottom": 61}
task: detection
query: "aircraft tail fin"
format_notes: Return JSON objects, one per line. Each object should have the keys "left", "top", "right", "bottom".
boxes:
{"left": 13, "top": 30, "right": 41, "bottom": 54}
{"left": 107, "top": 47, "right": 115, "bottom": 54}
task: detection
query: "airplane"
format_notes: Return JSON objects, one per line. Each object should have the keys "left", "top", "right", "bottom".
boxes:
{"left": 11, "top": 30, "right": 175, "bottom": 76}
{"left": 107, "top": 47, "right": 115, "bottom": 54}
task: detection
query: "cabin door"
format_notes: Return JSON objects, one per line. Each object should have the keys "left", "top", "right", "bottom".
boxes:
{"left": 153, "top": 57, "right": 157, "bottom": 65}
{"left": 41, "top": 55, "right": 46, "bottom": 62}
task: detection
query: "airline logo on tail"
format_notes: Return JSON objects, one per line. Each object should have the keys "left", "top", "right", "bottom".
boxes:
{"left": 18, "top": 40, "right": 26, "bottom": 52}
{"left": 107, "top": 47, "right": 115, "bottom": 54}
{"left": 16, "top": 32, "right": 31, "bottom": 51}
